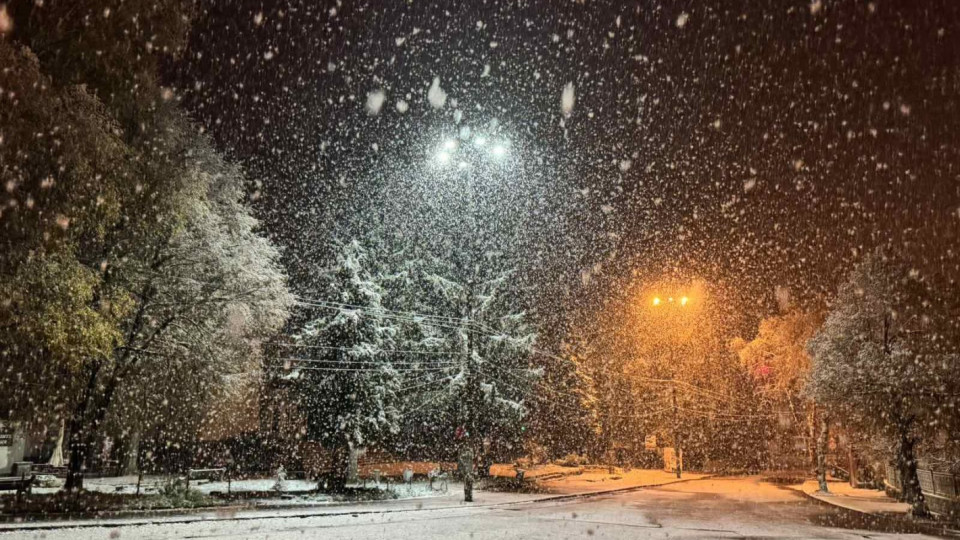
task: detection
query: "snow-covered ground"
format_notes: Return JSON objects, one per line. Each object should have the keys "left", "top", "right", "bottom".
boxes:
{"left": 0, "top": 477, "right": 937, "bottom": 539}
{"left": 3, "top": 474, "right": 451, "bottom": 510}
{"left": 539, "top": 467, "right": 706, "bottom": 494}
{"left": 793, "top": 479, "right": 911, "bottom": 515}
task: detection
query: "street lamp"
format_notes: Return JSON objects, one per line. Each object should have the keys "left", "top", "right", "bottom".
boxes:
{"left": 431, "top": 130, "right": 511, "bottom": 168}
{"left": 428, "top": 128, "right": 513, "bottom": 503}
{"left": 649, "top": 292, "right": 692, "bottom": 479}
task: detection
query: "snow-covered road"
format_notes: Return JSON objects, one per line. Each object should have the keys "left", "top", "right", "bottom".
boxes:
{"left": 2, "top": 477, "right": 938, "bottom": 539}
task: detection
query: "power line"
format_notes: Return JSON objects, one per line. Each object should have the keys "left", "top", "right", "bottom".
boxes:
{"left": 295, "top": 299, "right": 465, "bottom": 329}
{"left": 267, "top": 343, "right": 462, "bottom": 356}
{"left": 271, "top": 362, "right": 454, "bottom": 373}
{"left": 272, "top": 357, "right": 458, "bottom": 366}
{"left": 295, "top": 297, "right": 487, "bottom": 332}
{"left": 397, "top": 375, "right": 455, "bottom": 393}
{"left": 295, "top": 295, "right": 469, "bottom": 325}
{"left": 403, "top": 389, "right": 451, "bottom": 414}
{"left": 294, "top": 296, "right": 500, "bottom": 336}
{"left": 676, "top": 406, "right": 781, "bottom": 420}
{"left": 633, "top": 377, "right": 739, "bottom": 404}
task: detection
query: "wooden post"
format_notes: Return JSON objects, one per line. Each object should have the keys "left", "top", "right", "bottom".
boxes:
{"left": 673, "top": 385, "right": 682, "bottom": 479}
{"left": 460, "top": 447, "right": 474, "bottom": 502}
{"left": 847, "top": 444, "right": 857, "bottom": 488}
{"left": 16, "top": 471, "right": 25, "bottom": 503}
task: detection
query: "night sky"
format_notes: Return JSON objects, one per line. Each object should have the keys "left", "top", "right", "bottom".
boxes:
{"left": 169, "top": 0, "right": 960, "bottom": 340}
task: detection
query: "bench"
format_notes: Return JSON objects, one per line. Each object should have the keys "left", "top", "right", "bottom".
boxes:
{"left": 188, "top": 468, "right": 226, "bottom": 482}
{"left": 0, "top": 474, "right": 35, "bottom": 495}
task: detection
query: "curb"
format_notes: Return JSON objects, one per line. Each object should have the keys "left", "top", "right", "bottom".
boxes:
{"left": 0, "top": 491, "right": 449, "bottom": 530}
{"left": 530, "top": 474, "right": 715, "bottom": 504}
{"left": 784, "top": 485, "right": 960, "bottom": 539}
{"left": 0, "top": 474, "right": 711, "bottom": 532}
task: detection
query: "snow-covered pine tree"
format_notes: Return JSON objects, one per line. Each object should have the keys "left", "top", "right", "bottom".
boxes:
{"left": 292, "top": 240, "right": 400, "bottom": 490}
{"left": 416, "top": 266, "right": 539, "bottom": 470}
{"left": 528, "top": 338, "right": 601, "bottom": 460}
{"left": 374, "top": 246, "right": 458, "bottom": 459}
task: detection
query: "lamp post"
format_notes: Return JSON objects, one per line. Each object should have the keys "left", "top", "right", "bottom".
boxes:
{"left": 650, "top": 295, "right": 691, "bottom": 478}
{"left": 432, "top": 131, "right": 511, "bottom": 502}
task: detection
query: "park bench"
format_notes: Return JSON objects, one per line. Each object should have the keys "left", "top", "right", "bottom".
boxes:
{"left": 188, "top": 468, "right": 226, "bottom": 482}
{"left": 0, "top": 474, "right": 35, "bottom": 496}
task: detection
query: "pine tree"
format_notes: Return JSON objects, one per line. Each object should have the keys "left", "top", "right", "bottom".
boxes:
{"left": 418, "top": 267, "right": 538, "bottom": 470}
{"left": 293, "top": 240, "right": 401, "bottom": 490}
{"left": 528, "top": 339, "right": 601, "bottom": 460}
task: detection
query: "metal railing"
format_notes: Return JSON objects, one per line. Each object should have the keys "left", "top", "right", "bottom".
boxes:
{"left": 886, "top": 463, "right": 960, "bottom": 499}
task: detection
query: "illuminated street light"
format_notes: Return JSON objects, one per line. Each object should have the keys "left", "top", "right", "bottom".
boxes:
{"left": 652, "top": 295, "right": 691, "bottom": 307}
{"left": 646, "top": 288, "right": 697, "bottom": 480}
{"left": 432, "top": 132, "right": 512, "bottom": 167}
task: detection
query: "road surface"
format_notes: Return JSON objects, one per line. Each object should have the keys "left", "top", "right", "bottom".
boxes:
{"left": 3, "top": 477, "right": 938, "bottom": 539}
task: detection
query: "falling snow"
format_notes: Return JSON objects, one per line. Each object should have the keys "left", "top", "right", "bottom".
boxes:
{"left": 1, "top": 2, "right": 958, "bottom": 532}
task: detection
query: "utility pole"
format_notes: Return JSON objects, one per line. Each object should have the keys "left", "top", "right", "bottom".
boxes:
{"left": 669, "top": 344, "right": 682, "bottom": 479}
{"left": 672, "top": 383, "right": 682, "bottom": 479}
{"left": 459, "top": 277, "right": 477, "bottom": 503}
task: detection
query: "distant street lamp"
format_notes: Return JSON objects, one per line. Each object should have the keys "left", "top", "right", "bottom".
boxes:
{"left": 649, "top": 292, "right": 693, "bottom": 479}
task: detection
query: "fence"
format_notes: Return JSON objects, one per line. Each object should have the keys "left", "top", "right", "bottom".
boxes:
{"left": 885, "top": 463, "right": 960, "bottom": 518}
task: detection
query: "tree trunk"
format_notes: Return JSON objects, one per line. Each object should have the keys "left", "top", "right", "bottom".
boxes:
{"left": 48, "top": 419, "right": 65, "bottom": 467}
{"left": 807, "top": 403, "right": 818, "bottom": 469}
{"left": 816, "top": 412, "right": 830, "bottom": 493}
{"left": 459, "top": 446, "right": 475, "bottom": 502}
{"left": 896, "top": 426, "right": 928, "bottom": 517}
{"left": 326, "top": 443, "right": 350, "bottom": 492}
{"left": 346, "top": 446, "right": 360, "bottom": 484}
{"left": 65, "top": 363, "right": 102, "bottom": 491}
{"left": 118, "top": 430, "right": 140, "bottom": 476}
{"left": 64, "top": 413, "right": 87, "bottom": 491}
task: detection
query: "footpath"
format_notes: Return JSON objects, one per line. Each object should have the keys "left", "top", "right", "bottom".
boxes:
{"left": 790, "top": 480, "right": 960, "bottom": 538}
{"left": 0, "top": 468, "right": 704, "bottom": 533}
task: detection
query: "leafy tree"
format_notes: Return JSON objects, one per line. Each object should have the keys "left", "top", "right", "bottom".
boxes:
{"left": 808, "top": 254, "right": 958, "bottom": 514}
{"left": 105, "top": 141, "right": 293, "bottom": 472}
{"left": 0, "top": 4, "right": 292, "bottom": 489}
{"left": 733, "top": 309, "right": 823, "bottom": 466}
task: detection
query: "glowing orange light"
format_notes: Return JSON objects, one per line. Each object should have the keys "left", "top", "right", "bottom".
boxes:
{"left": 652, "top": 297, "right": 661, "bottom": 306}
{"left": 680, "top": 296, "right": 689, "bottom": 306}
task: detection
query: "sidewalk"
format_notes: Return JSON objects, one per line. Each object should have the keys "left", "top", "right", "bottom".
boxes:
{"left": 794, "top": 480, "right": 911, "bottom": 515}
{"left": 790, "top": 480, "right": 960, "bottom": 538}
{"left": 540, "top": 468, "right": 707, "bottom": 495}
